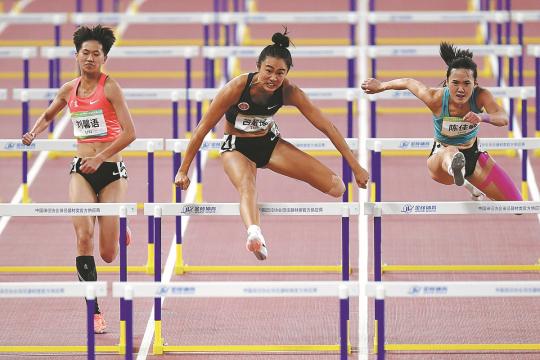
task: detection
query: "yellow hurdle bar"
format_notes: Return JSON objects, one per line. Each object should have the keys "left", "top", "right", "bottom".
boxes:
{"left": 382, "top": 264, "right": 540, "bottom": 273}
{"left": 386, "top": 344, "right": 540, "bottom": 351}
{"left": 162, "top": 344, "right": 350, "bottom": 353}
{"left": 0, "top": 265, "right": 149, "bottom": 273}
{"left": 177, "top": 265, "right": 344, "bottom": 273}
{"left": 0, "top": 345, "right": 121, "bottom": 353}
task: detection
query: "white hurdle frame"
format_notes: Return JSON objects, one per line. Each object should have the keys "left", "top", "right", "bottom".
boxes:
{"left": 364, "top": 201, "right": 540, "bottom": 357}
{"left": 0, "top": 139, "right": 161, "bottom": 274}
{"left": 0, "top": 281, "right": 107, "bottom": 360}
{"left": 0, "top": 202, "right": 135, "bottom": 355}
{"left": 143, "top": 201, "right": 358, "bottom": 355}
{"left": 114, "top": 280, "right": 357, "bottom": 359}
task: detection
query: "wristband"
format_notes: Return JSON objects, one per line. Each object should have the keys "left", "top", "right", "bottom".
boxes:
{"left": 480, "top": 113, "right": 491, "bottom": 123}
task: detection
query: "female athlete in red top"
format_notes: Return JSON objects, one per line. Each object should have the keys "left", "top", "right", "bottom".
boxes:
{"left": 22, "top": 25, "right": 136, "bottom": 334}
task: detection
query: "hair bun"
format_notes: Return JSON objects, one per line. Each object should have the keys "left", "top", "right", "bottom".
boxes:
{"left": 271, "top": 31, "right": 290, "bottom": 48}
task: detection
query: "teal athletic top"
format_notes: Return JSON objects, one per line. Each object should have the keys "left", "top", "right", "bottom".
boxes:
{"left": 433, "top": 87, "right": 482, "bottom": 145}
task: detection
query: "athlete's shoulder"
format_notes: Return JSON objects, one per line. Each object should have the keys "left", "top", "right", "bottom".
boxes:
{"left": 57, "top": 79, "right": 77, "bottom": 100}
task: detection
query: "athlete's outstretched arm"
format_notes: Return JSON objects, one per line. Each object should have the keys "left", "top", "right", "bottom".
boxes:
{"left": 361, "top": 77, "right": 441, "bottom": 113}
{"left": 174, "top": 76, "right": 244, "bottom": 190}
{"left": 285, "top": 83, "right": 369, "bottom": 189}
{"left": 21, "top": 82, "right": 72, "bottom": 145}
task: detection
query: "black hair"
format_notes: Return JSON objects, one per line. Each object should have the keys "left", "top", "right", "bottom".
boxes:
{"left": 73, "top": 25, "right": 116, "bottom": 56}
{"left": 439, "top": 42, "right": 477, "bottom": 82}
{"left": 257, "top": 28, "right": 293, "bottom": 70}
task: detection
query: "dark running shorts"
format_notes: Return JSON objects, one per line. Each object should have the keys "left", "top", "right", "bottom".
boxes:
{"left": 219, "top": 131, "right": 280, "bottom": 168}
{"left": 69, "top": 157, "right": 128, "bottom": 194}
{"left": 429, "top": 138, "right": 485, "bottom": 177}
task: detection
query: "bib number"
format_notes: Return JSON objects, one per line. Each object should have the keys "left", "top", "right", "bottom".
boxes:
{"left": 72, "top": 109, "right": 107, "bottom": 139}
{"left": 441, "top": 116, "right": 477, "bottom": 138}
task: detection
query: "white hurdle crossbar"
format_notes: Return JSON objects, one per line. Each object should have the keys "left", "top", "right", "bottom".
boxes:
{"left": 0, "top": 281, "right": 106, "bottom": 359}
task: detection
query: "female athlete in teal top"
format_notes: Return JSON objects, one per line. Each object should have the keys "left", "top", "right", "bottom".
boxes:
{"left": 361, "top": 42, "right": 521, "bottom": 201}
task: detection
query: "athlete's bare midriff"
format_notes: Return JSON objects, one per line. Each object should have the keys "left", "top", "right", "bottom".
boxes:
{"left": 77, "top": 142, "right": 121, "bottom": 162}
{"left": 438, "top": 136, "right": 476, "bottom": 150}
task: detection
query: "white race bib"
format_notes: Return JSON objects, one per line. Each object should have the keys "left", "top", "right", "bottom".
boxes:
{"left": 71, "top": 109, "right": 107, "bottom": 139}
{"left": 234, "top": 114, "right": 273, "bottom": 133}
{"left": 441, "top": 117, "right": 478, "bottom": 138}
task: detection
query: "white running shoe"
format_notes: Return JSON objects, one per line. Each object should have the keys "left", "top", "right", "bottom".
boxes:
{"left": 464, "top": 180, "right": 485, "bottom": 201}
{"left": 449, "top": 152, "right": 466, "bottom": 186}
{"left": 246, "top": 225, "right": 267, "bottom": 261}
{"left": 471, "top": 192, "right": 486, "bottom": 201}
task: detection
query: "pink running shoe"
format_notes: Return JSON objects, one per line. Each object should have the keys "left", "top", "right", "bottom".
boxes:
{"left": 93, "top": 313, "right": 107, "bottom": 334}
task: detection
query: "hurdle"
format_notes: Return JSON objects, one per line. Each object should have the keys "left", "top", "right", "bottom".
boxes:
{"left": 0, "top": 138, "right": 161, "bottom": 274}
{"left": 366, "top": 134, "right": 540, "bottom": 273}
{"left": 0, "top": 47, "right": 37, "bottom": 189}
{"left": 114, "top": 280, "right": 357, "bottom": 360}
{"left": 363, "top": 279, "right": 540, "bottom": 359}
{"left": 365, "top": 86, "right": 536, "bottom": 199}
{"left": 0, "top": 203, "right": 136, "bottom": 355}
{"left": 38, "top": 46, "right": 199, "bottom": 137}
{"left": 364, "top": 201, "right": 540, "bottom": 356}
{"left": 146, "top": 200, "right": 358, "bottom": 275}
{"left": 0, "top": 281, "right": 107, "bottom": 359}
{"left": 143, "top": 202, "right": 357, "bottom": 354}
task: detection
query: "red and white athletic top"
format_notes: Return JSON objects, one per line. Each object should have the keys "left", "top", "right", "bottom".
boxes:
{"left": 68, "top": 73, "right": 121, "bottom": 143}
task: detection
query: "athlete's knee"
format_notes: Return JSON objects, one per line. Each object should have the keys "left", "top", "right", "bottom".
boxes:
{"left": 100, "top": 248, "right": 116, "bottom": 263}
{"left": 75, "top": 228, "right": 93, "bottom": 248}
{"left": 326, "top": 175, "right": 346, "bottom": 198}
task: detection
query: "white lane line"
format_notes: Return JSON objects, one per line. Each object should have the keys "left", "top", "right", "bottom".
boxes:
{"left": 357, "top": 1, "right": 369, "bottom": 359}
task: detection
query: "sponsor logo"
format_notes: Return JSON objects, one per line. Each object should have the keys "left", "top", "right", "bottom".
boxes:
{"left": 407, "top": 285, "right": 448, "bottom": 296}
{"left": 401, "top": 204, "right": 414, "bottom": 213}
{"left": 407, "top": 286, "right": 422, "bottom": 295}
{"left": 89, "top": 99, "right": 99, "bottom": 105}
{"left": 112, "top": 171, "right": 119, "bottom": 176}
{"left": 238, "top": 102, "right": 250, "bottom": 111}
{"left": 401, "top": 203, "right": 437, "bottom": 214}
{"left": 267, "top": 104, "right": 279, "bottom": 110}
{"left": 157, "top": 286, "right": 196, "bottom": 296}
{"left": 180, "top": 204, "right": 217, "bottom": 215}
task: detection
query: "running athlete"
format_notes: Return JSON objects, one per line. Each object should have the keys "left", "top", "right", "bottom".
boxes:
{"left": 22, "top": 25, "right": 136, "bottom": 333}
{"left": 174, "top": 30, "right": 369, "bottom": 260}
{"left": 361, "top": 42, "right": 521, "bottom": 202}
